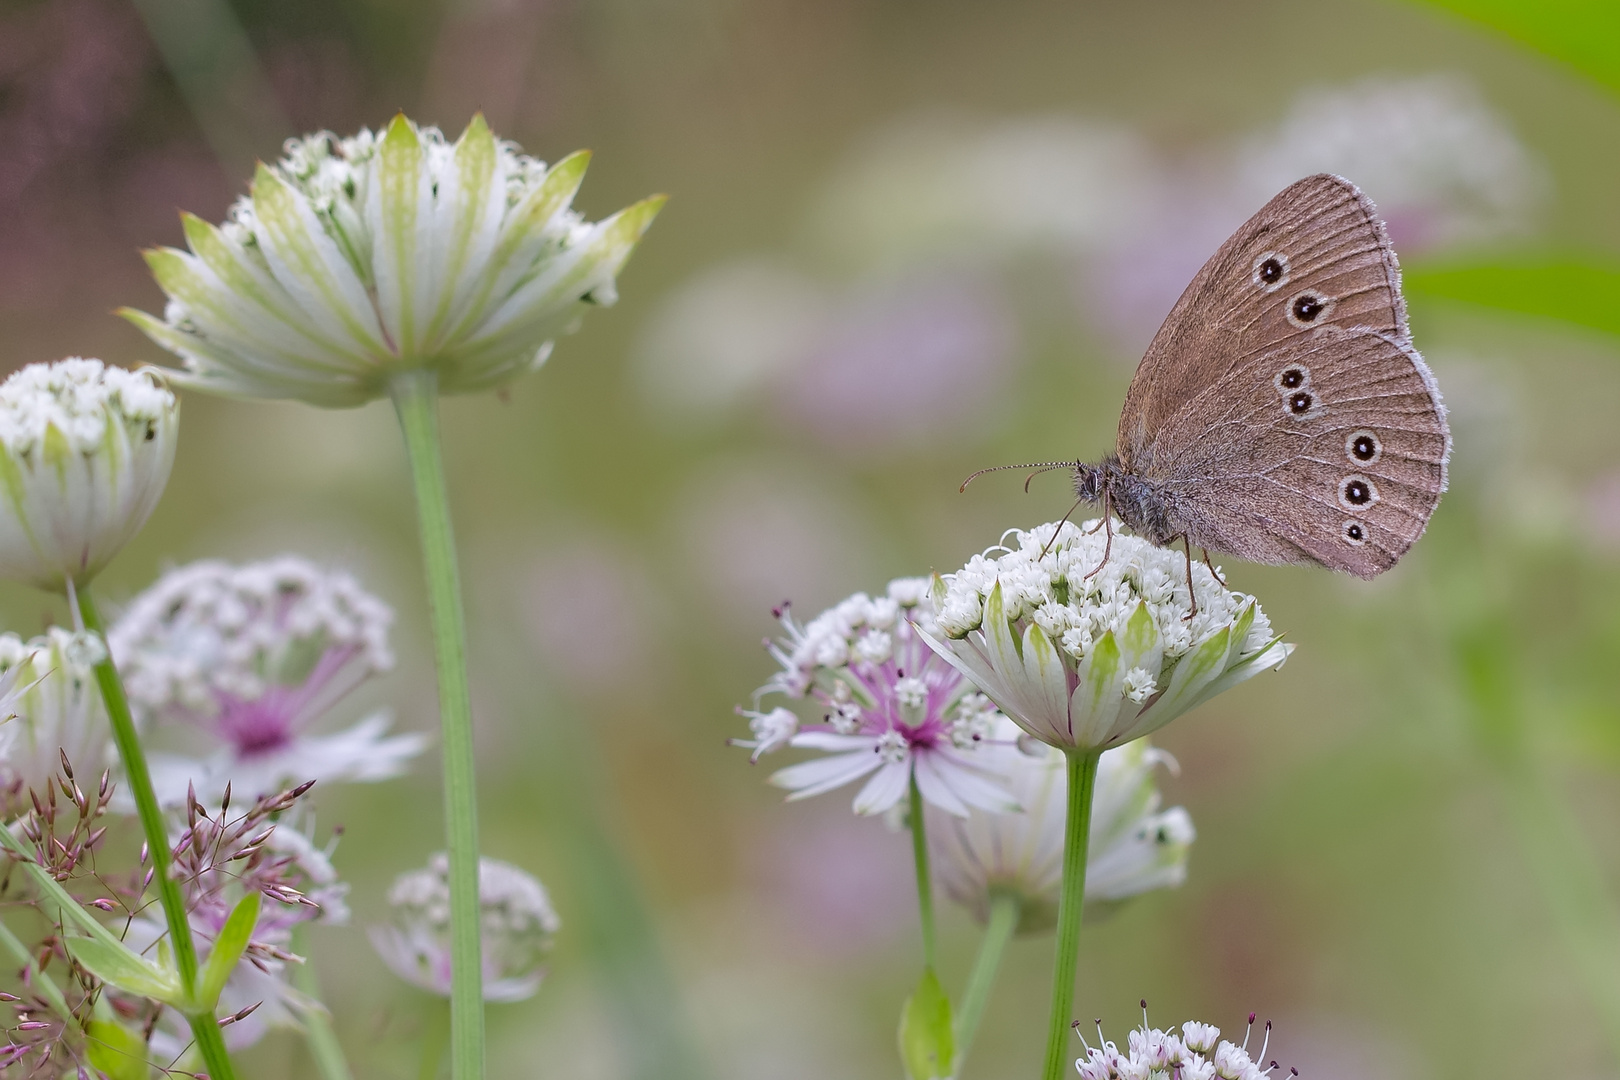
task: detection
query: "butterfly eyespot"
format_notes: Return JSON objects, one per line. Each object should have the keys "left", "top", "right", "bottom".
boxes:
{"left": 1338, "top": 475, "right": 1379, "bottom": 510}
{"left": 1287, "top": 292, "right": 1333, "bottom": 327}
{"left": 1287, "top": 391, "right": 1314, "bottom": 415}
{"left": 1346, "top": 429, "right": 1381, "bottom": 464}
{"left": 1253, "top": 253, "right": 1289, "bottom": 291}
{"left": 1342, "top": 520, "right": 1367, "bottom": 546}
{"left": 1274, "top": 365, "right": 1309, "bottom": 393}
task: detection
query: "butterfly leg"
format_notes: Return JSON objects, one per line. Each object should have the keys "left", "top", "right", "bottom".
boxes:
{"left": 1181, "top": 535, "right": 1198, "bottom": 621}
{"left": 1082, "top": 497, "right": 1114, "bottom": 581}
{"left": 1200, "top": 548, "right": 1228, "bottom": 587}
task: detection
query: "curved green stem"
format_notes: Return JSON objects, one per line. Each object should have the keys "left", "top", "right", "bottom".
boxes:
{"left": 391, "top": 370, "right": 484, "bottom": 1080}
{"left": 908, "top": 775, "right": 936, "bottom": 969}
{"left": 953, "top": 890, "right": 1020, "bottom": 1072}
{"left": 1040, "top": 749, "right": 1101, "bottom": 1080}
{"left": 77, "top": 587, "right": 238, "bottom": 1080}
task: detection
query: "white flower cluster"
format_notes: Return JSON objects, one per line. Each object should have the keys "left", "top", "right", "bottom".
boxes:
{"left": 0, "top": 359, "right": 172, "bottom": 456}
{"left": 370, "top": 853, "right": 560, "bottom": 1003}
{"left": 0, "top": 359, "right": 179, "bottom": 591}
{"left": 936, "top": 522, "right": 1271, "bottom": 660}
{"left": 0, "top": 628, "right": 109, "bottom": 795}
{"left": 125, "top": 114, "right": 663, "bottom": 406}
{"left": 761, "top": 576, "right": 934, "bottom": 698}
{"left": 1077, "top": 1017, "right": 1287, "bottom": 1080}
{"left": 926, "top": 521, "right": 1290, "bottom": 751}
{"left": 110, "top": 556, "right": 393, "bottom": 721}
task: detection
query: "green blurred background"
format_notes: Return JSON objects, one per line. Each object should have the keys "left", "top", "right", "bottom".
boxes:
{"left": 3, "top": 0, "right": 1620, "bottom": 1075}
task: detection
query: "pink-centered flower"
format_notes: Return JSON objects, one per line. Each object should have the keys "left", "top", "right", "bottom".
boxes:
{"left": 735, "top": 578, "right": 1018, "bottom": 818}
{"left": 108, "top": 556, "right": 425, "bottom": 804}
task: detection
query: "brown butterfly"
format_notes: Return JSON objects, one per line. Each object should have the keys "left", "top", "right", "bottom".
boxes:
{"left": 971, "top": 174, "right": 1451, "bottom": 582}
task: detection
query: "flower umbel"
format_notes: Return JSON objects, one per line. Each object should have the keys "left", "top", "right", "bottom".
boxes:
{"left": 109, "top": 556, "right": 424, "bottom": 804}
{"left": 369, "top": 853, "right": 560, "bottom": 1002}
{"left": 736, "top": 578, "right": 1019, "bottom": 817}
{"left": 0, "top": 628, "right": 110, "bottom": 801}
{"left": 1076, "top": 1013, "right": 1292, "bottom": 1080}
{"left": 931, "top": 719, "right": 1193, "bottom": 933}
{"left": 0, "top": 358, "right": 178, "bottom": 591}
{"left": 926, "top": 521, "right": 1291, "bottom": 751}
{"left": 122, "top": 113, "right": 665, "bottom": 406}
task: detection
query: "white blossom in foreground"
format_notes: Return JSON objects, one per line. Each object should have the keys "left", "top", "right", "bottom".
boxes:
{"left": 734, "top": 578, "right": 1019, "bottom": 818}
{"left": 122, "top": 114, "right": 663, "bottom": 407}
{"left": 0, "top": 359, "right": 178, "bottom": 591}
{"left": 109, "top": 557, "right": 423, "bottom": 804}
{"left": 932, "top": 719, "right": 1193, "bottom": 933}
{"left": 0, "top": 629, "right": 110, "bottom": 798}
{"left": 925, "top": 521, "right": 1291, "bottom": 752}
{"left": 369, "top": 853, "right": 559, "bottom": 1002}
{"left": 1076, "top": 1014, "right": 1293, "bottom": 1080}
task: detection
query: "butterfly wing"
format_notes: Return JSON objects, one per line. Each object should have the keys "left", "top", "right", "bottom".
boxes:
{"left": 1140, "top": 326, "right": 1449, "bottom": 578}
{"left": 1117, "top": 174, "right": 1408, "bottom": 474}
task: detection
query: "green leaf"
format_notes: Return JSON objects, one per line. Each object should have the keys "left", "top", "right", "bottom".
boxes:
{"left": 198, "top": 891, "right": 261, "bottom": 1013}
{"left": 1406, "top": 0, "right": 1620, "bottom": 97}
{"left": 87, "top": 1017, "right": 153, "bottom": 1080}
{"left": 1406, "top": 256, "right": 1620, "bottom": 339}
{"left": 898, "top": 967, "right": 955, "bottom": 1080}
{"left": 66, "top": 936, "right": 184, "bottom": 1006}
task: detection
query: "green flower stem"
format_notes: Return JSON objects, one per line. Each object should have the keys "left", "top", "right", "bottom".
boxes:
{"left": 76, "top": 587, "right": 239, "bottom": 1080}
{"left": 291, "top": 925, "right": 355, "bottom": 1080}
{"left": 1041, "top": 749, "right": 1101, "bottom": 1080}
{"left": 953, "top": 890, "right": 1020, "bottom": 1072}
{"left": 0, "top": 915, "right": 75, "bottom": 1026}
{"left": 908, "top": 775, "right": 936, "bottom": 969}
{"left": 391, "top": 369, "right": 485, "bottom": 1080}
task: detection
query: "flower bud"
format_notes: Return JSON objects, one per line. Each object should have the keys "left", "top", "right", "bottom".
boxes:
{"left": 0, "top": 359, "right": 178, "bottom": 591}
{"left": 0, "top": 628, "right": 109, "bottom": 799}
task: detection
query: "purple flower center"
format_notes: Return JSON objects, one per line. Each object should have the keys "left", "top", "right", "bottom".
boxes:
{"left": 213, "top": 645, "right": 360, "bottom": 757}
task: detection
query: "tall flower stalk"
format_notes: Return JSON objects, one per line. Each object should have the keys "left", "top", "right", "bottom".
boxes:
{"left": 125, "top": 114, "right": 663, "bottom": 1079}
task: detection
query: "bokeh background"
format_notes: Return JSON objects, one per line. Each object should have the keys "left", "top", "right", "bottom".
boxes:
{"left": 2, "top": 0, "right": 1619, "bottom": 1076}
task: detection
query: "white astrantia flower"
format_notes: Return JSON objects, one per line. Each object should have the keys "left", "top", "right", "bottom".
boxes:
{"left": 931, "top": 719, "right": 1192, "bottom": 934}
{"left": 0, "top": 358, "right": 178, "bottom": 592}
{"left": 369, "top": 853, "right": 559, "bottom": 1002}
{"left": 122, "top": 113, "right": 665, "bottom": 407}
{"left": 0, "top": 628, "right": 110, "bottom": 798}
{"left": 1075, "top": 1014, "right": 1288, "bottom": 1080}
{"left": 108, "top": 556, "right": 424, "bottom": 804}
{"left": 734, "top": 578, "right": 1020, "bottom": 818}
{"left": 925, "top": 521, "right": 1291, "bottom": 752}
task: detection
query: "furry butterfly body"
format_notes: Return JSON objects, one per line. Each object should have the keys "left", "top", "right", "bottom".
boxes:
{"left": 1075, "top": 174, "right": 1450, "bottom": 579}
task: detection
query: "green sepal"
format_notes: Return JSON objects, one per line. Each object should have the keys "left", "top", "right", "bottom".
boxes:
{"left": 899, "top": 966, "right": 955, "bottom": 1080}
{"left": 66, "top": 935, "right": 185, "bottom": 1007}
{"left": 197, "top": 890, "right": 261, "bottom": 1013}
{"left": 87, "top": 1016, "right": 154, "bottom": 1080}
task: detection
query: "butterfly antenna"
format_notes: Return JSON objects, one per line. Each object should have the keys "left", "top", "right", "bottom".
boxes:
{"left": 959, "top": 460, "right": 1078, "bottom": 494}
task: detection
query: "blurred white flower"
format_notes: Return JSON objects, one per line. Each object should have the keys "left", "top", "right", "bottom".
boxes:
{"left": 370, "top": 852, "right": 559, "bottom": 1002}
{"left": 109, "top": 556, "right": 423, "bottom": 804}
{"left": 0, "top": 628, "right": 109, "bottom": 797}
{"left": 736, "top": 578, "right": 1018, "bottom": 818}
{"left": 123, "top": 114, "right": 663, "bottom": 406}
{"left": 931, "top": 719, "right": 1192, "bottom": 933}
{"left": 925, "top": 520, "right": 1290, "bottom": 752}
{"left": 1238, "top": 74, "right": 1545, "bottom": 252}
{"left": 1076, "top": 1015, "right": 1283, "bottom": 1080}
{"left": 0, "top": 358, "right": 178, "bottom": 591}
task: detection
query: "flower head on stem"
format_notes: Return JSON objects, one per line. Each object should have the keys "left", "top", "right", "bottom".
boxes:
{"left": 927, "top": 520, "right": 1291, "bottom": 751}
{"left": 0, "top": 628, "right": 110, "bottom": 803}
{"left": 736, "top": 578, "right": 1019, "bottom": 817}
{"left": 1075, "top": 1010, "right": 1294, "bottom": 1080}
{"left": 122, "top": 114, "right": 664, "bottom": 407}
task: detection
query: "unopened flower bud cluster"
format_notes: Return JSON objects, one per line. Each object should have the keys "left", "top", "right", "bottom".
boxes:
{"left": 0, "top": 359, "right": 171, "bottom": 456}
{"left": 1077, "top": 1018, "right": 1288, "bottom": 1080}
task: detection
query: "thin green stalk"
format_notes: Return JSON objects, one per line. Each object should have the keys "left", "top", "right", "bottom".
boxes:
{"left": 391, "top": 370, "right": 484, "bottom": 1080}
{"left": 1041, "top": 749, "right": 1101, "bottom": 1080}
{"left": 291, "top": 925, "right": 355, "bottom": 1080}
{"left": 76, "top": 587, "right": 238, "bottom": 1080}
{"left": 953, "top": 890, "right": 1020, "bottom": 1072}
{"left": 908, "top": 775, "right": 936, "bottom": 969}
{"left": 0, "top": 915, "right": 75, "bottom": 1026}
